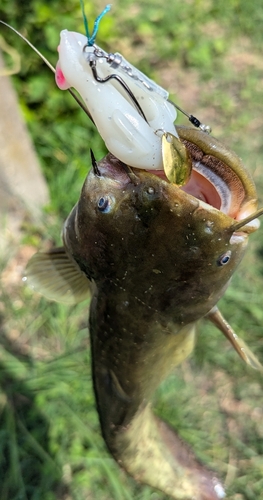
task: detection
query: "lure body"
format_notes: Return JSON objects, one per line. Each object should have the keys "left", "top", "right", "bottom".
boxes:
{"left": 55, "top": 30, "right": 177, "bottom": 170}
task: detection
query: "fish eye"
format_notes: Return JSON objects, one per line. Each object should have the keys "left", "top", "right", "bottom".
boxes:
{"left": 143, "top": 186, "right": 157, "bottom": 199}
{"left": 97, "top": 196, "right": 111, "bottom": 213}
{"left": 217, "top": 250, "right": 231, "bottom": 266}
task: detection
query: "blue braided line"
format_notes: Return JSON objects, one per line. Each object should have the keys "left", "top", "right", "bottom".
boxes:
{"left": 88, "top": 4, "right": 111, "bottom": 46}
{"left": 80, "top": 0, "right": 90, "bottom": 40}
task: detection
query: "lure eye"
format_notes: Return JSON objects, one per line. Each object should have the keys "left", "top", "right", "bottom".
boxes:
{"left": 97, "top": 196, "right": 111, "bottom": 213}
{"left": 217, "top": 250, "right": 231, "bottom": 266}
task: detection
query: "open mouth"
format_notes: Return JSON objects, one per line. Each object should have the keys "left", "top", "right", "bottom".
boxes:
{"left": 92, "top": 144, "right": 259, "bottom": 233}
{"left": 150, "top": 167, "right": 222, "bottom": 209}
{"left": 146, "top": 127, "right": 258, "bottom": 226}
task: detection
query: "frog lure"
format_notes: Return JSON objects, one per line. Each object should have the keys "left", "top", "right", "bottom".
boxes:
{"left": 2, "top": 5, "right": 263, "bottom": 500}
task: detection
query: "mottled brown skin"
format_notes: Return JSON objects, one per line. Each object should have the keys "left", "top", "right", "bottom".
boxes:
{"left": 62, "top": 153, "right": 252, "bottom": 499}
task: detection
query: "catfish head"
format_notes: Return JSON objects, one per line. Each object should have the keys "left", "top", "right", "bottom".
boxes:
{"left": 63, "top": 148, "right": 259, "bottom": 326}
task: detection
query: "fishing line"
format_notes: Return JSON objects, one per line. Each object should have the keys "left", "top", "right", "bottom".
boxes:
{"left": 80, "top": 0, "right": 111, "bottom": 46}
{"left": 0, "top": 20, "right": 94, "bottom": 123}
{"left": 80, "top": 0, "right": 90, "bottom": 40}
{"left": 168, "top": 100, "right": 211, "bottom": 133}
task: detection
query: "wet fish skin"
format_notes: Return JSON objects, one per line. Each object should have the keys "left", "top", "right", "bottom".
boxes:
{"left": 64, "top": 153, "right": 248, "bottom": 326}
{"left": 59, "top": 152, "right": 253, "bottom": 499}
{"left": 25, "top": 145, "right": 263, "bottom": 498}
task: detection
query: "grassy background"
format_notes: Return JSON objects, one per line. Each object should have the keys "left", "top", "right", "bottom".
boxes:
{"left": 1, "top": 0, "right": 263, "bottom": 499}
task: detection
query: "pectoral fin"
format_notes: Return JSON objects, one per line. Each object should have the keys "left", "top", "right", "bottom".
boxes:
{"left": 24, "top": 247, "right": 92, "bottom": 304}
{"left": 207, "top": 306, "right": 263, "bottom": 372}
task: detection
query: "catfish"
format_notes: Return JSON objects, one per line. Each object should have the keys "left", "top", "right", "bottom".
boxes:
{"left": 2, "top": 14, "right": 262, "bottom": 500}
{"left": 26, "top": 138, "right": 263, "bottom": 499}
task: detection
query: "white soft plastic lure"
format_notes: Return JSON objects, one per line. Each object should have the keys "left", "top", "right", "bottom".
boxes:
{"left": 55, "top": 30, "right": 178, "bottom": 170}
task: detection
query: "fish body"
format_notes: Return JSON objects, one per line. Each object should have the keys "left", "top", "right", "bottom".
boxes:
{"left": 63, "top": 154, "right": 246, "bottom": 448}
{"left": 26, "top": 146, "right": 262, "bottom": 499}
{"left": 23, "top": 22, "right": 263, "bottom": 500}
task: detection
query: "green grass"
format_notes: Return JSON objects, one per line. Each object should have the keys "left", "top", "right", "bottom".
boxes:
{"left": 1, "top": 0, "right": 263, "bottom": 499}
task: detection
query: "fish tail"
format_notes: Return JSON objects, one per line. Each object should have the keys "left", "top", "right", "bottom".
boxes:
{"left": 113, "top": 403, "right": 225, "bottom": 500}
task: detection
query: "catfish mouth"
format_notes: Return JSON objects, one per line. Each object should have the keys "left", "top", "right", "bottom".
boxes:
{"left": 126, "top": 162, "right": 263, "bottom": 236}
{"left": 92, "top": 155, "right": 226, "bottom": 213}
{"left": 142, "top": 155, "right": 258, "bottom": 225}
{"left": 146, "top": 168, "right": 224, "bottom": 213}
{"left": 94, "top": 152, "right": 259, "bottom": 232}
{"left": 90, "top": 136, "right": 258, "bottom": 225}
{"left": 147, "top": 168, "right": 221, "bottom": 210}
